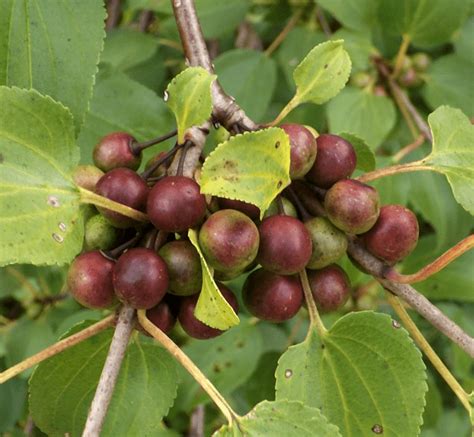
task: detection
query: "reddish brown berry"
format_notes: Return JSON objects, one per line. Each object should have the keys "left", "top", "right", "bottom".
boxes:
{"left": 281, "top": 123, "right": 317, "bottom": 179}
{"left": 93, "top": 132, "right": 141, "bottom": 171}
{"left": 146, "top": 299, "right": 176, "bottom": 334}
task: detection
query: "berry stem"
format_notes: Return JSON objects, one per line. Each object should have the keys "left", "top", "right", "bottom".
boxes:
{"left": 141, "top": 142, "right": 183, "bottom": 180}
{"left": 0, "top": 315, "right": 115, "bottom": 384}
{"left": 104, "top": 231, "right": 144, "bottom": 260}
{"left": 386, "top": 293, "right": 472, "bottom": 415}
{"left": 83, "top": 306, "right": 135, "bottom": 437}
{"left": 285, "top": 187, "right": 312, "bottom": 221}
{"left": 316, "top": 6, "right": 332, "bottom": 36}
{"left": 299, "top": 269, "right": 327, "bottom": 337}
{"left": 356, "top": 160, "right": 434, "bottom": 183}
{"left": 130, "top": 129, "right": 178, "bottom": 155}
{"left": 264, "top": 9, "right": 303, "bottom": 57}
{"left": 176, "top": 140, "right": 193, "bottom": 176}
{"left": 79, "top": 188, "right": 148, "bottom": 223}
{"left": 384, "top": 235, "right": 474, "bottom": 284}
{"left": 137, "top": 310, "right": 240, "bottom": 424}
{"left": 154, "top": 230, "right": 169, "bottom": 251}
{"left": 347, "top": 237, "right": 474, "bottom": 357}
{"left": 392, "top": 34, "right": 411, "bottom": 79}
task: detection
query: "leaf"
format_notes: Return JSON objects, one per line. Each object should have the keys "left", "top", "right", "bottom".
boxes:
{"left": 422, "top": 54, "right": 474, "bottom": 117}
{"left": 292, "top": 40, "right": 351, "bottom": 106}
{"left": 422, "top": 106, "right": 474, "bottom": 215}
{"left": 214, "top": 49, "right": 277, "bottom": 121}
{"left": 100, "top": 29, "right": 159, "bottom": 72}
{"left": 275, "top": 311, "right": 427, "bottom": 437}
{"left": 0, "top": 0, "right": 106, "bottom": 132}
{"left": 175, "top": 318, "right": 263, "bottom": 411}
{"left": 166, "top": 67, "right": 216, "bottom": 144}
{"left": 327, "top": 86, "right": 397, "bottom": 149}
{"left": 338, "top": 132, "right": 376, "bottom": 171}
{"left": 454, "top": 17, "right": 474, "bottom": 63}
{"left": 331, "top": 29, "right": 378, "bottom": 71}
{"left": 200, "top": 128, "right": 291, "bottom": 217}
{"left": 318, "top": 0, "right": 379, "bottom": 31}
{"left": 77, "top": 67, "right": 174, "bottom": 164}
{"left": 188, "top": 229, "right": 240, "bottom": 330}
{"left": 214, "top": 400, "right": 341, "bottom": 437}
{"left": 0, "top": 378, "right": 27, "bottom": 433}
{"left": 378, "top": 0, "right": 470, "bottom": 47}
{"left": 30, "top": 323, "right": 179, "bottom": 437}
{"left": 0, "top": 87, "right": 83, "bottom": 266}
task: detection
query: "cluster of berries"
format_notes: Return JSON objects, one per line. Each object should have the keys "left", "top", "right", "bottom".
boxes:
{"left": 68, "top": 124, "right": 419, "bottom": 340}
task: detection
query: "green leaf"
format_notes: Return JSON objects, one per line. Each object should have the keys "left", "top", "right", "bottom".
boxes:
{"left": 378, "top": 0, "right": 470, "bottom": 47}
{"left": 101, "top": 29, "right": 158, "bottom": 71}
{"left": 338, "top": 132, "right": 376, "bottom": 171}
{"left": 422, "top": 54, "right": 474, "bottom": 117}
{"left": 166, "top": 67, "right": 216, "bottom": 144}
{"left": 292, "top": 40, "right": 351, "bottom": 106}
{"left": 331, "top": 29, "right": 378, "bottom": 71}
{"left": 454, "top": 17, "right": 474, "bottom": 63}
{"left": 0, "top": 0, "right": 106, "bottom": 132}
{"left": 214, "top": 400, "right": 341, "bottom": 437}
{"left": 77, "top": 67, "right": 174, "bottom": 164}
{"left": 0, "top": 87, "right": 83, "bottom": 266}
{"left": 176, "top": 318, "right": 263, "bottom": 411}
{"left": 275, "top": 311, "right": 427, "bottom": 437}
{"left": 214, "top": 49, "right": 277, "bottom": 122}
{"left": 327, "top": 86, "right": 397, "bottom": 149}
{"left": 30, "top": 323, "right": 179, "bottom": 436}
{"left": 421, "top": 106, "right": 474, "bottom": 215}
{"left": 188, "top": 229, "right": 240, "bottom": 330}
{"left": 318, "top": 0, "right": 378, "bottom": 31}
{"left": 0, "top": 378, "right": 27, "bottom": 433}
{"left": 200, "top": 128, "right": 291, "bottom": 217}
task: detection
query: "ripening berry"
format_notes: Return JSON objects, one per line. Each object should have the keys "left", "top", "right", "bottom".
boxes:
{"left": 72, "top": 165, "right": 104, "bottom": 192}
{"left": 93, "top": 132, "right": 141, "bottom": 171}
{"left": 84, "top": 214, "right": 119, "bottom": 251}
{"left": 146, "top": 299, "right": 177, "bottom": 334}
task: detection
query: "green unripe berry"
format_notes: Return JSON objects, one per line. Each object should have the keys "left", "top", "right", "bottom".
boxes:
{"left": 411, "top": 52, "right": 431, "bottom": 72}
{"left": 72, "top": 165, "right": 104, "bottom": 192}
{"left": 305, "top": 217, "right": 348, "bottom": 269}
{"left": 84, "top": 214, "right": 119, "bottom": 251}
{"left": 350, "top": 71, "right": 372, "bottom": 88}
{"left": 264, "top": 197, "right": 298, "bottom": 218}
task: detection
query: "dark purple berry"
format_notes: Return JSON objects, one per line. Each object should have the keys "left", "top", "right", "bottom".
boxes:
{"left": 199, "top": 209, "right": 259, "bottom": 273}
{"left": 217, "top": 197, "right": 260, "bottom": 220}
{"left": 257, "top": 215, "right": 312, "bottom": 275}
{"left": 95, "top": 168, "right": 149, "bottom": 228}
{"left": 159, "top": 240, "right": 202, "bottom": 296}
{"left": 67, "top": 251, "right": 116, "bottom": 309}
{"left": 325, "top": 179, "right": 380, "bottom": 234}
{"left": 307, "top": 265, "right": 351, "bottom": 313}
{"left": 280, "top": 123, "right": 317, "bottom": 179}
{"left": 243, "top": 269, "right": 303, "bottom": 322}
{"left": 306, "top": 134, "right": 356, "bottom": 188}
{"left": 72, "top": 165, "right": 104, "bottom": 192}
{"left": 178, "top": 284, "right": 238, "bottom": 339}
{"left": 362, "top": 204, "right": 419, "bottom": 263}
{"left": 146, "top": 299, "right": 176, "bottom": 334}
{"left": 147, "top": 176, "right": 206, "bottom": 232}
{"left": 113, "top": 248, "right": 169, "bottom": 309}
{"left": 93, "top": 132, "right": 141, "bottom": 171}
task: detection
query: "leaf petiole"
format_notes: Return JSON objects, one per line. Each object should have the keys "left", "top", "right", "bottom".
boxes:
{"left": 299, "top": 269, "right": 327, "bottom": 337}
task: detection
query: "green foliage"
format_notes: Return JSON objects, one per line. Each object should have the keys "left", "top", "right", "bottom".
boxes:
{"left": 275, "top": 312, "right": 427, "bottom": 437}
{"left": 318, "top": 0, "right": 378, "bottom": 31}
{"left": 214, "top": 400, "right": 341, "bottom": 437}
{"left": 166, "top": 67, "right": 216, "bottom": 144}
{"left": 0, "top": 87, "right": 83, "bottom": 266}
{"left": 188, "top": 230, "right": 240, "bottom": 330}
{"left": 30, "top": 323, "right": 179, "bottom": 436}
{"left": 422, "top": 106, "right": 474, "bottom": 214}
{"left": 337, "top": 132, "right": 376, "bottom": 171}
{"left": 200, "top": 128, "right": 291, "bottom": 217}
{"left": 0, "top": 0, "right": 106, "bottom": 132}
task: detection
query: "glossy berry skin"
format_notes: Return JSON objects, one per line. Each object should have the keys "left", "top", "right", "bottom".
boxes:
{"left": 281, "top": 124, "right": 317, "bottom": 179}
{"left": 93, "top": 132, "right": 141, "bottom": 171}
{"left": 113, "top": 248, "right": 169, "bottom": 309}
{"left": 67, "top": 251, "right": 116, "bottom": 309}
{"left": 305, "top": 217, "right": 348, "bottom": 269}
{"left": 257, "top": 215, "right": 312, "bottom": 275}
{"left": 243, "top": 269, "right": 303, "bottom": 322}
{"left": 95, "top": 168, "right": 149, "bottom": 228}
{"left": 306, "top": 134, "right": 356, "bottom": 188}
{"left": 362, "top": 204, "right": 419, "bottom": 263}
{"left": 72, "top": 165, "right": 104, "bottom": 191}
{"left": 146, "top": 300, "right": 176, "bottom": 334}
{"left": 199, "top": 210, "right": 259, "bottom": 273}
{"left": 178, "top": 284, "right": 238, "bottom": 339}
{"left": 159, "top": 240, "right": 202, "bottom": 296}
{"left": 217, "top": 197, "right": 260, "bottom": 220}
{"left": 325, "top": 179, "right": 380, "bottom": 234}
{"left": 307, "top": 265, "right": 351, "bottom": 313}
{"left": 147, "top": 176, "right": 206, "bottom": 232}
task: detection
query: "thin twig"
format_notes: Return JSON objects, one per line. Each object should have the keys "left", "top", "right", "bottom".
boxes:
{"left": 105, "top": 0, "right": 121, "bottom": 31}
{"left": 347, "top": 237, "right": 474, "bottom": 357}
{"left": 386, "top": 293, "right": 471, "bottom": 414}
{"left": 188, "top": 405, "right": 205, "bottom": 437}
{"left": 392, "top": 34, "right": 411, "bottom": 78}
{"left": 138, "top": 10, "right": 153, "bottom": 32}
{"left": 356, "top": 160, "right": 433, "bottom": 183}
{"left": 82, "top": 306, "right": 135, "bottom": 437}
{"left": 392, "top": 134, "right": 425, "bottom": 162}
{"left": 265, "top": 9, "right": 303, "bottom": 57}
{"left": 0, "top": 315, "right": 115, "bottom": 384}
{"left": 316, "top": 6, "right": 331, "bottom": 36}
